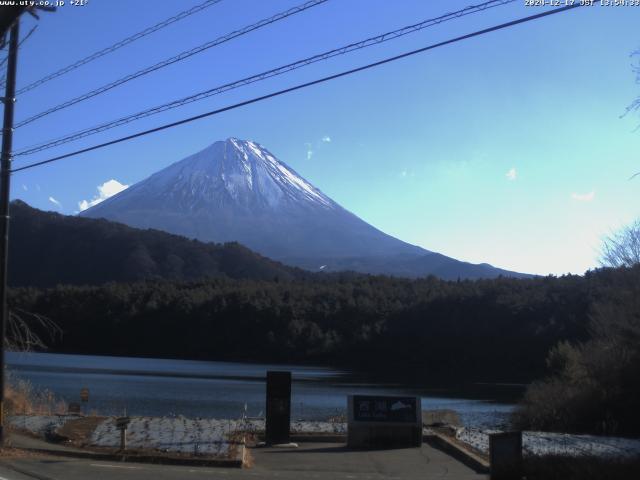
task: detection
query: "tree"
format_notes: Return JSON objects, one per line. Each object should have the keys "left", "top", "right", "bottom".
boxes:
{"left": 513, "top": 266, "right": 640, "bottom": 435}
{"left": 7, "top": 307, "right": 60, "bottom": 351}
{"left": 626, "top": 48, "right": 639, "bottom": 180}
{"left": 625, "top": 48, "right": 640, "bottom": 118}
{"left": 600, "top": 219, "right": 640, "bottom": 268}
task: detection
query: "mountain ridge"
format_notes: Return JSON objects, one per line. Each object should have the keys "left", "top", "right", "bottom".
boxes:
{"left": 8, "top": 200, "right": 304, "bottom": 287}
{"left": 81, "top": 138, "right": 530, "bottom": 279}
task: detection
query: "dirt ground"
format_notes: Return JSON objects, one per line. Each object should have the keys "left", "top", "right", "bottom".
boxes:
{"left": 55, "top": 416, "right": 107, "bottom": 446}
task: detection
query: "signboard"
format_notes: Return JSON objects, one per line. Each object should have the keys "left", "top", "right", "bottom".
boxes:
{"left": 347, "top": 395, "right": 422, "bottom": 449}
{"left": 115, "top": 416, "right": 131, "bottom": 451}
{"left": 115, "top": 416, "right": 131, "bottom": 430}
{"left": 489, "top": 431, "right": 523, "bottom": 480}
{"left": 265, "top": 371, "right": 291, "bottom": 445}
{"left": 80, "top": 387, "right": 89, "bottom": 403}
{"left": 352, "top": 395, "right": 418, "bottom": 423}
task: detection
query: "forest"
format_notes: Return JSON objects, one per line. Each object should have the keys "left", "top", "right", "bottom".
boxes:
{"left": 10, "top": 265, "right": 634, "bottom": 385}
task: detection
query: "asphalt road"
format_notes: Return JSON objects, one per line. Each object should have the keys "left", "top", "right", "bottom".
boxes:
{"left": 0, "top": 443, "right": 488, "bottom": 480}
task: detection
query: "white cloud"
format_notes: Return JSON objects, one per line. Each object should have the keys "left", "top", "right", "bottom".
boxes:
{"left": 48, "top": 196, "right": 62, "bottom": 209}
{"left": 21, "top": 184, "right": 27, "bottom": 191}
{"left": 305, "top": 136, "right": 331, "bottom": 159}
{"left": 78, "top": 179, "right": 129, "bottom": 212}
{"left": 505, "top": 167, "right": 517, "bottom": 181}
{"left": 304, "top": 142, "right": 313, "bottom": 160}
{"left": 571, "top": 191, "right": 595, "bottom": 202}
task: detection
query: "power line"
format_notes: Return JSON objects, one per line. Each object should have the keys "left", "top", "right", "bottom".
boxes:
{"left": 5, "top": 0, "right": 225, "bottom": 94}
{"left": 13, "top": 0, "right": 517, "bottom": 158}
{"left": 11, "top": 4, "right": 582, "bottom": 175}
{"left": 13, "top": 0, "right": 329, "bottom": 129}
{"left": 0, "top": 24, "right": 37, "bottom": 67}
{"left": 0, "top": 24, "right": 38, "bottom": 83}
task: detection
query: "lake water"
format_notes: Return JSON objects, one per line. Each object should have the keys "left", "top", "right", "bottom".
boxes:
{"left": 6, "top": 352, "right": 517, "bottom": 428}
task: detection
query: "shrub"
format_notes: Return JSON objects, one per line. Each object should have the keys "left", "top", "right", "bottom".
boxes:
{"left": 523, "top": 454, "right": 640, "bottom": 480}
{"left": 513, "top": 282, "right": 640, "bottom": 436}
{"left": 4, "top": 373, "right": 67, "bottom": 417}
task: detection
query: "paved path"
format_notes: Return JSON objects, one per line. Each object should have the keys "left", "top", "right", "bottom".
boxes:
{"left": 0, "top": 442, "right": 487, "bottom": 479}
{"left": 251, "top": 442, "right": 487, "bottom": 479}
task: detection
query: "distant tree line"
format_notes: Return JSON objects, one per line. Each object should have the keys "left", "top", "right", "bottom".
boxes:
{"left": 10, "top": 266, "right": 636, "bottom": 387}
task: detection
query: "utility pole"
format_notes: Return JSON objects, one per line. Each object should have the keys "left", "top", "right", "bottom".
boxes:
{"left": 0, "top": 18, "right": 19, "bottom": 446}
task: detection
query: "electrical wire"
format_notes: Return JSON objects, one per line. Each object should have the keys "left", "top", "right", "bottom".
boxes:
{"left": 13, "top": 0, "right": 516, "bottom": 158}
{"left": 0, "top": 25, "right": 38, "bottom": 85}
{"left": 10, "top": 4, "right": 582, "bottom": 174}
{"left": 0, "top": 24, "right": 37, "bottom": 70}
{"left": 7, "top": 0, "right": 226, "bottom": 94}
{"left": 13, "top": 0, "right": 329, "bottom": 129}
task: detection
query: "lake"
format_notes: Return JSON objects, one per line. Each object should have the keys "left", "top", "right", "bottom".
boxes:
{"left": 6, "top": 352, "right": 518, "bottom": 428}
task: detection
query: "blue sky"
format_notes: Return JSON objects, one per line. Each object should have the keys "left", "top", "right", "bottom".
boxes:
{"left": 8, "top": 0, "right": 640, "bottom": 276}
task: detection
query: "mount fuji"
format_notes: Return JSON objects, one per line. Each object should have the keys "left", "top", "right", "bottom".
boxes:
{"left": 81, "top": 138, "right": 528, "bottom": 279}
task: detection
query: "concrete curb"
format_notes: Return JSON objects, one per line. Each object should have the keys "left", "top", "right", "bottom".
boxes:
{"left": 253, "top": 433, "right": 346, "bottom": 444}
{"left": 290, "top": 433, "right": 346, "bottom": 443}
{"left": 13, "top": 443, "right": 246, "bottom": 468}
{"left": 424, "top": 433, "right": 490, "bottom": 474}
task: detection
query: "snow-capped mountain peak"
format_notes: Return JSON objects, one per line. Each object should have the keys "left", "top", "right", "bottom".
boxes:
{"left": 149, "top": 137, "right": 333, "bottom": 211}
{"left": 83, "top": 137, "right": 421, "bottom": 259}
{"left": 224, "top": 138, "right": 333, "bottom": 209}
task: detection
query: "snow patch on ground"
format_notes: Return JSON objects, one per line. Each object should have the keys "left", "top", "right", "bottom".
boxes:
{"left": 10, "top": 415, "right": 346, "bottom": 457}
{"left": 456, "top": 427, "right": 640, "bottom": 459}
{"left": 10, "top": 415, "right": 70, "bottom": 436}
{"left": 13, "top": 414, "right": 640, "bottom": 461}
{"left": 91, "top": 416, "right": 238, "bottom": 456}
{"left": 242, "top": 419, "right": 346, "bottom": 434}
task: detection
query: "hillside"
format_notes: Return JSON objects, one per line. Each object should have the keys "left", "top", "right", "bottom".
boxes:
{"left": 8, "top": 200, "right": 302, "bottom": 287}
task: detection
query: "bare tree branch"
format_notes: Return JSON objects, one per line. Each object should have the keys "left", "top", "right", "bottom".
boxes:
{"left": 622, "top": 48, "right": 640, "bottom": 118}
{"left": 600, "top": 219, "right": 640, "bottom": 268}
{"left": 6, "top": 308, "right": 61, "bottom": 351}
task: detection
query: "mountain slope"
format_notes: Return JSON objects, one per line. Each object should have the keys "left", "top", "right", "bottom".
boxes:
{"left": 291, "top": 253, "right": 530, "bottom": 281}
{"left": 8, "top": 200, "right": 302, "bottom": 287}
{"left": 82, "top": 138, "right": 425, "bottom": 260}
{"left": 82, "top": 138, "right": 529, "bottom": 279}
